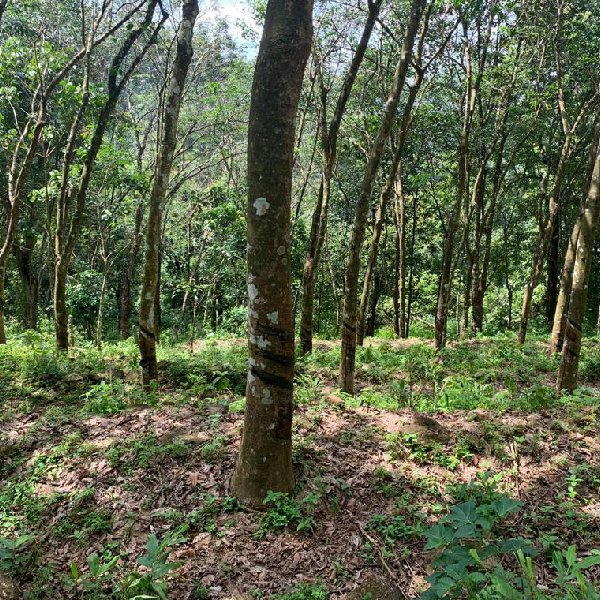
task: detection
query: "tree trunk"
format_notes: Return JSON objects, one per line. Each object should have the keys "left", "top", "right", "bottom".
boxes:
{"left": 395, "top": 177, "right": 407, "bottom": 338}
{"left": 550, "top": 213, "right": 581, "bottom": 354}
{"left": 54, "top": 264, "right": 69, "bottom": 351}
{"left": 119, "top": 199, "right": 144, "bottom": 338}
{"left": 546, "top": 209, "right": 560, "bottom": 326}
{"left": 96, "top": 265, "right": 109, "bottom": 349}
{"left": 518, "top": 147, "right": 568, "bottom": 345}
{"left": 53, "top": 1, "right": 164, "bottom": 352}
{"left": 299, "top": 0, "right": 381, "bottom": 355}
{"left": 435, "top": 23, "right": 475, "bottom": 350}
{"left": 231, "top": 0, "right": 312, "bottom": 506}
{"left": 339, "top": 0, "right": 425, "bottom": 394}
{"left": 406, "top": 195, "right": 417, "bottom": 337}
{"left": 0, "top": 265, "right": 6, "bottom": 344}
{"left": 139, "top": 0, "right": 198, "bottom": 390}
{"left": 14, "top": 241, "right": 38, "bottom": 330}
{"left": 550, "top": 125, "right": 600, "bottom": 353}
{"left": 365, "top": 270, "right": 380, "bottom": 338}
{"left": 557, "top": 130, "right": 600, "bottom": 391}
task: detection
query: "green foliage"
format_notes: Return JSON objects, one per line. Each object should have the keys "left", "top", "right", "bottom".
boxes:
{"left": 0, "top": 534, "right": 34, "bottom": 576}
{"left": 70, "top": 531, "right": 185, "bottom": 599}
{"left": 106, "top": 435, "right": 191, "bottom": 473}
{"left": 422, "top": 483, "right": 532, "bottom": 598}
{"left": 259, "top": 491, "right": 320, "bottom": 536}
{"left": 422, "top": 473, "right": 600, "bottom": 599}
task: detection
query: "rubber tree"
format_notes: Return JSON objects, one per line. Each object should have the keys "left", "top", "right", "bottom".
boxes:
{"left": 52, "top": 0, "right": 166, "bottom": 351}
{"left": 339, "top": 0, "right": 426, "bottom": 394}
{"left": 557, "top": 125, "right": 600, "bottom": 391}
{"left": 356, "top": 1, "right": 454, "bottom": 345}
{"left": 138, "top": 0, "right": 199, "bottom": 389}
{"left": 299, "top": 0, "right": 381, "bottom": 355}
{"left": 0, "top": 0, "right": 130, "bottom": 342}
{"left": 518, "top": 1, "right": 599, "bottom": 345}
{"left": 231, "top": 0, "right": 313, "bottom": 505}
{"left": 434, "top": 13, "right": 478, "bottom": 350}
{"left": 550, "top": 122, "right": 600, "bottom": 354}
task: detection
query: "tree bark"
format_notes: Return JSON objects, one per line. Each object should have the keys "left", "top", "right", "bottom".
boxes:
{"left": 339, "top": 0, "right": 426, "bottom": 394}
{"left": 299, "top": 0, "right": 381, "bottom": 355}
{"left": 550, "top": 124, "right": 600, "bottom": 353}
{"left": 53, "top": 0, "right": 165, "bottom": 351}
{"left": 406, "top": 194, "right": 418, "bottom": 336}
{"left": 518, "top": 140, "right": 570, "bottom": 345}
{"left": 139, "top": 0, "right": 198, "bottom": 389}
{"left": 395, "top": 176, "right": 407, "bottom": 338}
{"left": 557, "top": 128, "right": 600, "bottom": 391}
{"left": 357, "top": 81, "right": 421, "bottom": 346}
{"left": 231, "top": 0, "right": 312, "bottom": 506}
{"left": 14, "top": 241, "right": 38, "bottom": 330}
{"left": 119, "top": 199, "right": 144, "bottom": 338}
{"left": 434, "top": 18, "right": 477, "bottom": 350}
{"left": 546, "top": 208, "right": 560, "bottom": 325}
{"left": 517, "top": 1, "right": 596, "bottom": 344}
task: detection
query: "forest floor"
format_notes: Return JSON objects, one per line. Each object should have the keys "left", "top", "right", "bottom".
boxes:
{"left": 0, "top": 331, "right": 599, "bottom": 599}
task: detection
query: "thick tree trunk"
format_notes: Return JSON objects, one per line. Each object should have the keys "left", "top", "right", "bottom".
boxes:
{"left": 299, "top": 0, "right": 380, "bottom": 355}
{"left": 139, "top": 0, "right": 198, "bottom": 390}
{"left": 557, "top": 131, "right": 600, "bottom": 391}
{"left": 231, "top": 0, "right": 312, "bottom": 506}
{"left": 339, "top": 0, "right": 425, "bottom": 394}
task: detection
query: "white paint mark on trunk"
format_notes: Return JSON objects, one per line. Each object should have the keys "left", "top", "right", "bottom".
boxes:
{"left": 253, "top": 197, "right": 270, "bottom": 216}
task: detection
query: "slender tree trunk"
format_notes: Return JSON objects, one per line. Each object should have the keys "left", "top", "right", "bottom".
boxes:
{"left": 546, "top": 209, "right": 560, "bottom": 325}
{"left": 550, "top": 125, "right": 600, "bottom": 353}
{"left": 339, "top": 0, "right": 425, "bottom": 394}
{"left": 14, "top": 241, "right": 39, "bottom": 330}
{"left": 119, "top": 199, "right": 144, "bottom": 338}
{"left": 550, "top": 214, "right": 581, "bottom": 354}
{"left": 395, "top": 177, "right": 407, "bottom": 338}
{"left": 0, "top": 265, "right": 6, "bottom": 343}
{"left": 557, "top": 131, "right": 600, "bottom": 391}
{"left": 299, "top": 0, "right": 381, "bottom": 355}
{"left": 54, "top": 264, "right": 69, "bottom": 350}
{"left": 53, "top": 1, "right": 164, "bottom": 352}
{"left": 365, "top": 270, "right": 381, "bottom": 338}
{"left": 232, "top": 0, "right": 312, "bottom": 506}
{"left": 518, "top": 147, "right": 568, "bottom": 344}
{"left": 139, "top": 0, "right": 198, "bottom": 390}
{"left": 406, "top": 195, "right": 417, "bottom": 337}
{"left": 435, "top": 22, "right": 476, "bottom": 350}
{"left": 96, "top": 265, "right": 109, "bottom": 349}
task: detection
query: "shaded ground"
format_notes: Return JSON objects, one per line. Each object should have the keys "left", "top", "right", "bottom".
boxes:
{"left": 0, "top": 334, "right": 599, "bottom": 598}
